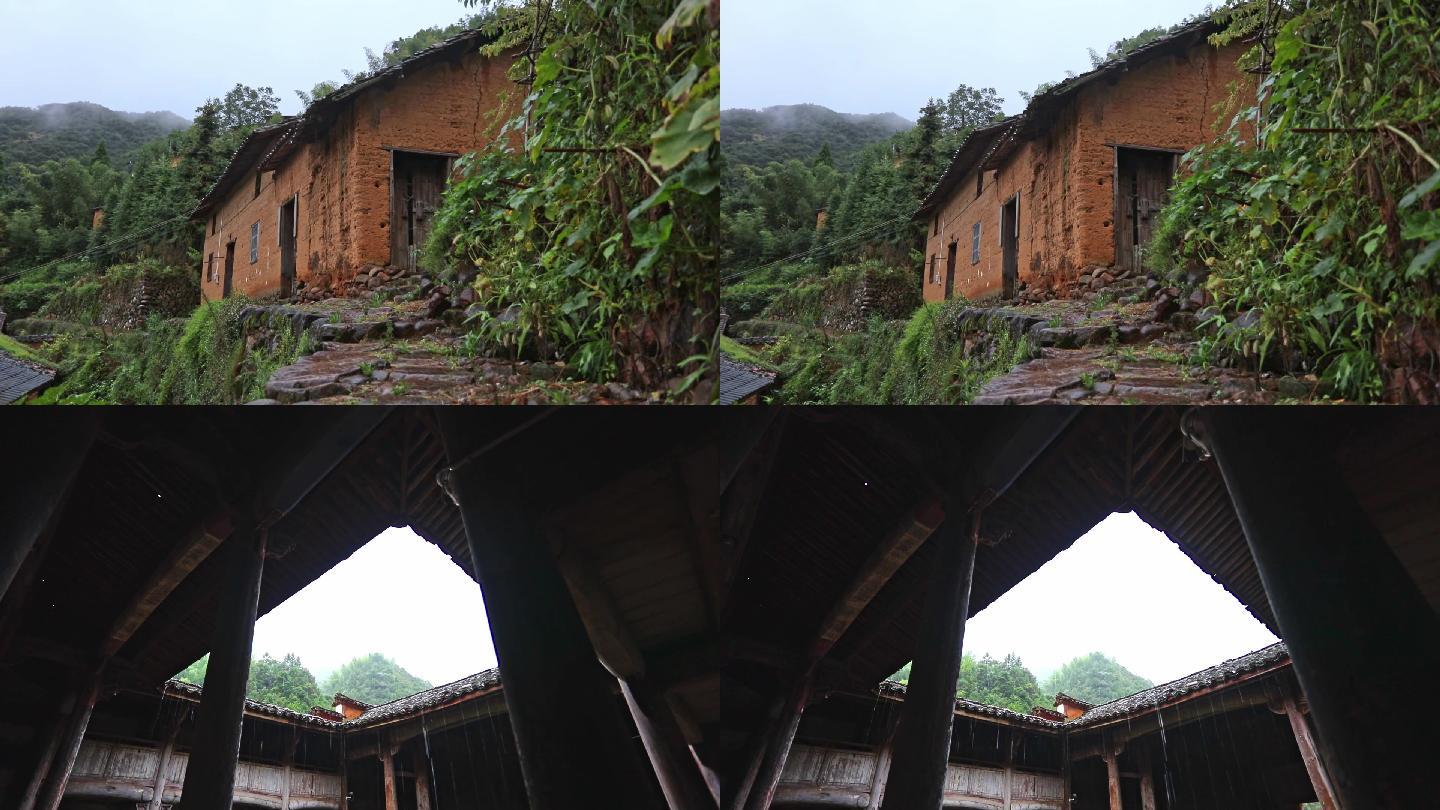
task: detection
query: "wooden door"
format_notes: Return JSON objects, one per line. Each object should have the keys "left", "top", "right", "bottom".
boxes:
{"left": 1001, "top": 195, "right": 1019, "bottom": 299}
{"left": 1116, "top": 148, "right": 1177, "bottom": 273}
{"left": 391, "top": 152, "right": 451, "bottom": 269}
{"left": 223, "top": 241, "right": 236, "bottom": 298}
{"left": 279, "top": 196, "right": 297, "bottom": 298}
{"left": 945, "top": 242, "right": 958, "bottom": 301}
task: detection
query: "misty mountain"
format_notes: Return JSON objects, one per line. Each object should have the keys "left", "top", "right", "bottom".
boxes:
{"left": 0, "top": 102, "right": 189, "bottom": 167}
{"left": 723, "top": 104, "right": 912, "bottom": 171}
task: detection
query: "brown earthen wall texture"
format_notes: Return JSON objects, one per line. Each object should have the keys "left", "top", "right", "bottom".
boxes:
{"left": 923, "top": 41, "right": 1249, "bottom": 303}
{"left": 200, "top": 48, "right": 519, "bottom": 301}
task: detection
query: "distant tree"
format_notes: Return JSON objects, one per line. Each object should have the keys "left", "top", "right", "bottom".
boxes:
{"left": 176, "top": 654, "right": 209, "bottom": 685}
{"left": 1043, "top": 652, "right": 1153, "bottom": 705}
{"left": 92, "top": 141, "right": 110, "bottom": 167}
{"left": 213, "top": 84, "right": 282, "bottom": 133}
{"left": 887, "top": 653, "right": 1046, "bottom": 713}
{"left": 322, "top": 653, "right": 432, "bottom": 705}
{"left": 903, "top": 99, "right": 945, "bottom": 202}
{"left": 957, "top": 654, "right": 1046, "bottom": 712}
{"left": 814, "top": 143, "right": 834, "bottom": 168}
{"left": 248, "top": 653, "right": 326, "bottom": 711}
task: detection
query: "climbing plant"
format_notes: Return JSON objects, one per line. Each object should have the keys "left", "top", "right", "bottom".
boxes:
{"left": 428, "top": 0, "right": 719, "bottom": 394}
{"left": 1150, "top": 0, "right": 1440, "bottom": 402}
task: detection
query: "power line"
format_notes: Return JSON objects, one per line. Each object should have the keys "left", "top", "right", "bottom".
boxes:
{"left": 0, "top": 214, "right": 195, "bottom": 285}
{"left": 721, "top": 215, "right": 915, "bottom": 284}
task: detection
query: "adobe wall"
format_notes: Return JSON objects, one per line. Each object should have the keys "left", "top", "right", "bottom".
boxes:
{"left": 199, "top": 47, "right": 519, "bottom": 302}
{"left": 923, "top": 40, "right": 1249, "bottom": 303}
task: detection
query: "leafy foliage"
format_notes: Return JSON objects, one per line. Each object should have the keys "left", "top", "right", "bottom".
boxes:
{"left": 322, "top": 653, "right": 432, "bottom": 705}
{"left": 890, "top": 653, "right": 1047, "bottom": 713}
{"left": 176, "top": 655, "right": 209, "bottom": 686}
{"left": 1150, "top": 0, "right": 1440, "bottom": 401}
{"left": 248, "top": 654, "right": 326, "bottom": 712}
{"left": 1043, "top": 652, "right": 1154, "bottom": 705}
{"left": 426, "top": 0, "right": 719, "bottom": 390}
{"left": 720, "top": 104, "right": 911, "bottom": 171}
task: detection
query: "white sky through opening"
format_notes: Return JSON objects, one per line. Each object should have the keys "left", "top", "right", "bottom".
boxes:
{"left": 960, "top": 512, "right": 1279, "bottom": 686}
{"left": 250, "top": 527, "right": 497, "bottom": 689}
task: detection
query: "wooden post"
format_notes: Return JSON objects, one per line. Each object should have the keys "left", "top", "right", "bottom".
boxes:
{"left": 380, "top": 746, "right": 399, "bottom": 810}
{"left": 1137, "top": 744, "right": 1157, "bottom": 810}
{"left": 1282, "top": 695, "right": 1337, "bottom": 810}
{"left": 1103, "top": 746, "right": 1122, "bottom": 810}
{"left": 178, "top": 524, "right": 265, "bottom": 810}
{"left": 1061, "top": 733, "right": 1072, "bottom": 810}
{"left": 740, "top": 671, "right": 812, "bottom": 810}
{"left": 879, "top": 503, "right": 979, "bottom": 810}
{"left": 413, "top": 747, "right": 434, "bottom": 810}
{"left": 435, "top": 413, "right": 658, "bottom": 810}
{"left": 16, "top": 689, "right": 79, "bottom": 810}
{"left": 1195, "top": 410, "right": 1440, "bottom": 809}
{"left": 1002, "top": 730, "right": 1017, "bottom": 810}
{"left": 280, "top": 726, "right": 297, "bottom": 810}
{"left": 35, "top": 667, "right": 103, "bottom": 810}
{"left": 622, "top": 680, "right": 718, "bottom": 810}
{"left": 146, "top": 711, "right": 183, "bottom": 810}
{"left": 866, "top": 728, "right": 897, "bottom": 810}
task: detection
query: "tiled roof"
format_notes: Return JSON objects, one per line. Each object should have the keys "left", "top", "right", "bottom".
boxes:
{"left": 349, "top": 668, "right": 502, "bottom": 728}
{"left": 871, "top": 642, "right": 1289, "bottom": 734}
{"left": 161, "top": 667, "right": 504, "bottom": 731}
{"left": 1053, "top": 692, "right": 1094, "bottom": 710}
{"left": 1069, "top": 642, "right": 1289, "bottom": 728}
{"left": 719, "top": 355, "right": 776, "bottom": 405}
{"left": 875, "top": 680, "right": 1063, "bottom": 730}
{"left": 0, "top": 351, "right": 55, "bottom": 404}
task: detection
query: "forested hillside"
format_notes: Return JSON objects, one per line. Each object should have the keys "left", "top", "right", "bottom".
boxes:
{"left": 0, "top": 102, "right": 188, "bottom": 166}
{"left": 722, "top": 104, "right": 911, "bottom": 171}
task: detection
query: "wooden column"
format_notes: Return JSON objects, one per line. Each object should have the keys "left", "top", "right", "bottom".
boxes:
{"left": 622, "top": 680, "right": 718, "bottom": 810}
{"left": 1061, "top": 733, "right": 1073, "bottom": 810}
{"left": 435, "top": 413, "right": 657, "bottom": 810}
{"left": 1137, "top": 744, "right": 1157, "bottom": 810}
{"left": 413, "top": 747, "right": 434, "bottom": 810}
{"left": 879, "top": 504, "right": 979, "bottom": 810}
{"left": 866, "top": 729, "right": 896, "bottom": 810}
{"left": 1002, "top": 730, "right": 1017, "bottom": 810}
{"left": 15, "top": 690, "right": 75, "bottom": 810}
{"left": 740, "top": 671, "right": 811, "bottom": 810}
{"left": 1103, "top": 747, "right": 1122, "bottom": 810}
{"left": 177, "top": 524, "right": 265, "bottom": 810}
{"left": 280, "top": 727, "right": 298, "bottom": 810}
{"left": 146, "top": 711, "right": 183, "bottom": 810}
{"left": 1195, "top": 410, "right": 1440, "bottom": 809}
{"left": 1282, "top": 695, "right": 1337, "bottom": 810}
{"left": 379, "top": 747, "right": 399, "bottom": 810}
{"left": 34, "top": 667, "right": 103, "bottom": 810}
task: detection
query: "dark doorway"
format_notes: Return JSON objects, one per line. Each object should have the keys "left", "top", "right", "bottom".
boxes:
{"left": 1000, "top": 195, "right": 1020, "bottom": 299}
{"left": 279, "top": 196, "right": 297, "bottom": 299}
{"left": 391, "top": 151, "right": 451, "bottom": 270}
{"left": 223, "top": 241, "right": 236, "bottom": 298}
{"left": 945, "top": 241, "right": 958, "bottom": 301}
{"left": 1116, "top": 147, "right": 1177, "bottom": 274}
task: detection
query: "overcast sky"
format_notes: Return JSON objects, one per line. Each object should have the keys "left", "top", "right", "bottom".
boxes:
{"left": 723, "top": 0, "right": 1220, "bottom": 118}
{"left": 252, "top": 527, "right": 497, "bottom": 688}
{"left": 0, "top": 0, "right": 481, "bottom": 117}
{"left": 962, "top": 512, "right": 1278, "bottom": 685}
{"left": 250, "top": 511, "right": 1275, "bottom": 700}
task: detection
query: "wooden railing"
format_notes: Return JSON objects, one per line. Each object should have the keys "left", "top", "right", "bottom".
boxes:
{"left": 776, "top": 744, "right": 1065, "bottom": 809}
{"left": 65, "top": 739, "right": 342, "bottom": 809}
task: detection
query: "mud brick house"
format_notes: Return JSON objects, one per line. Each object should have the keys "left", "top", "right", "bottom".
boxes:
{"left": 192, "top": 29, "right": 520, "bottom": 302}
{"left": 917, "top": 20, "right": 1250, "bottom": 302}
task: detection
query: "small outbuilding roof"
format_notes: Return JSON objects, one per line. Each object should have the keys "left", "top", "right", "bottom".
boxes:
{"left": 1070, "top": 642, "right": 1289, "bottom": 728}
{"left": 719, "top": 354, "right": 776, "bottom": 405}
{"left": 0, "top": 351, "right": 55, "bottom": 404}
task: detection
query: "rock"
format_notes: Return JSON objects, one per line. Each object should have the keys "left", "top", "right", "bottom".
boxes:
{"left": 498, "top": 304, "right": 523, "bottom": 325}
{"left": 457, "top": 265, "right": 478, "bottom": 287}
{"left": 1140, "top": 323, "right": 1169, "bottom": 340}
{"left": 605, "top": 382, "right": 639, "bottom": 402}
{"left": 527, "top": 364, "right": 558, "bottom": 381}
{"left": 245, "top": 398, "right": 281, "bottom": 405}
{"left": 1169, "top": 311, "right": 1198, "bottom": 332}
{"left": 392, "top": 320, "right": 416, "bottom": 339}
{"left": 1144, "top": 278, "right": 1162, "bottom": 299}
{"left": 457, "top": 287, "right": 477, "bottom": 307}
{"left": 413, "top": 319, "right": 444, "bottom": 336}
{"left": 1117, "top": 325, "right": 1143, "bottom": 344}
{"left": 1187, "top": 287, "right": 1208, "bottom": 311}
{"left": 1152, "top": 294, "right": 1179, "bottom": 323}
{"left": 367, "top": 275, "right": 384, "bottom": 290}
{"left": 425, "top": 292, "right": 451, "bottom": 319}
{"left": 1276, "top": 376, "right": 1314, "bottom": 400}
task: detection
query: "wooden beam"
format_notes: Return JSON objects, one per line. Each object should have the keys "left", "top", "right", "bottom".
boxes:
{"left": 0, "top": 416, "right": 99, "bottom": 605}
{"left": 253, "top": 410, "right": 392, "bottom": 526}
{"left": 878, "top": 505, "right": 979, "bottom": 810}
{"left": 622, "top": 679, "right": 719, "bottom": 810}
{"left": 1283, "top": 694, "right": 1337, "bottom": 810}
{"left": 810, "top": 497, "right": 945, "bottom": 661}
{"left": 102, "top": 514, "right": 233, "bottom": 657}
{"left": 739, "top": 671, "right": 812, "bottom": 810}
{"left": 551, "top": 532, "right": 646, "bottom": 680}
{"left": 720, "top": 416, "right": 785, "bottom": 604}
{"left": 35, "top": 667, "right": 103, "bottom": 810}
